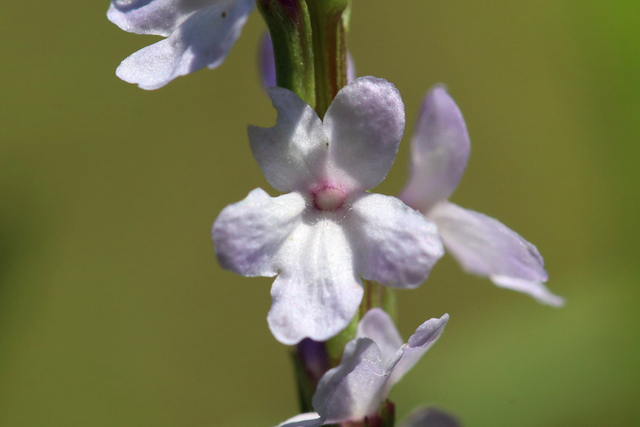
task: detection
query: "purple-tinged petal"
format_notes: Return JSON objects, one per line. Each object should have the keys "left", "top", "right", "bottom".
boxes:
{"left": 347, "top": 193, "right": 444, "bottom": 289}
{"left": 276, "top": 413, "right": 323, "bottom": 427}
{"left": 249, "top": 87, "right": 329, "bottom": 193}
{"left": 399, "top": 407, "right": 460, "bottom": 427}
{"left": 385, "top": 314, "right": 449, "bottom": 394}
{"left": 428, "top": 201, "right": 564, "bottom": 306}
{"left": 324, "top": 77, "right": 405, "bottom": 191}
{"left": 259, "top": 32, "right": 276, "bottom": 88}
{"left": 211, "top": 189, "right": 304, "bottom": 277}
{"left": 115, "top": 0, "right": 254, "bottom": 89}
{"left": 312, "top": 338, "right": 388, "bottom": 423}
{"left": 356, "top": 308, "right": 403, "bottom": 366}
{"left": 399, "top": 85, "right": 470, "bottom": 213}
{"left": 268, "top": 219, "right": 363, "bottom": 345}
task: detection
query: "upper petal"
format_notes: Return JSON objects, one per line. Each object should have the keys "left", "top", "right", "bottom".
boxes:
{"left": 115, "top": 0, "right": 254, "bottom": 89}
{"left": 267, "top": 218, "right": 363, "bottom": 345}
{"left": 211, "top": 189, "right": 305, "bottom": 277}
{"left": 385, "top": 314, "right": 449, "bottom": 394}
{"left": 249, "top": 87, "right": 329, "bottom": 193}
{"left": 323, "top": 77, "right": 405, "bottom": 191}
{"left": 429, "top": 201, "right": 564, "bottom": 306}
{"left": 312, "top": 338, "right": 387, "bottom": 423}
{"left": 399, "top": 85, "right": 470, "bottom": 213}
{"left": 347, "top": 193, "right": 444, "bottom": 289}
{"left": 276, "top": 413, "right": 323, "bottom": 427}
{"left": 107, "top": 0, "right": 216, "bottom": 36}
{"left": 398, "top": 407, "right": 460, "bottom": 427}
{"left": 356, "top": 308, "right": 404, "bottom": 366}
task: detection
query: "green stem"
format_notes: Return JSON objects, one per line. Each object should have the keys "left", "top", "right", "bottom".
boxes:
{"left": 305, "top": 0, "right": 349, "bottom": 118}
{"left": 258, "top": 0, "right": 316, "bottom": 107}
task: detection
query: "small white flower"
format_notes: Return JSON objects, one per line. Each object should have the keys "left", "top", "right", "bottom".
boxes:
{"left": 276, "top": 308, "right": 449, "bottom": 426}
{"left": 399, "top": 85, "right": 564, "bottom": 306}
{"left": 107, "top": 0, "right": 255, "bottom": 89}
{"left": 212, "top": 77, "right": 444, "bottom": 345}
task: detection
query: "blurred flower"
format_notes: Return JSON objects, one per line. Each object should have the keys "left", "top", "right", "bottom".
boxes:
{"left": 212, "top": 77, "right": 444, "bottom": 345}
{"left": 276, "top": 308, "right": 449, "bottom": 426}
{"left": 107, "top": 0, "right": 255, "bottom": 89}
{"left": 399, "top": 86, "right": 564, "bottom": 306}
{"left": 258, "top": 32, "right": 357, "bottom": 89}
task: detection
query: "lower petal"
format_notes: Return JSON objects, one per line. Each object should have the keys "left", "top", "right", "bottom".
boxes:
{"left": 428, "top": 201, "right": 564, "bottom": 306}
{"left": 348, "top": 193, "right": 444, "bottom": 288}
{"left": 268, "top": 219, "right": 363, "bottom": 345}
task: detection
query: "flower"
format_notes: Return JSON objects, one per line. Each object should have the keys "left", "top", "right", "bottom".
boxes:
{"left": 399, "top": 85, "right": 564, "bottom": 306}
{"left": 212, "top": 77, "right": 444, "bottom": 345}
{"left": 276, "top": 308, "right": 449, "bottom": 426}
{"left": 107, "top": 0, "right": 255, "bottom": 90}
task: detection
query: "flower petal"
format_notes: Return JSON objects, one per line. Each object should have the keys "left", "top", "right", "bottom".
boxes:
{"left": 323, "top": 77, "right": 405, "bottom": 191}
{"left": 115, "top": 0, "right": 254, "bottom": 89}
{"left": 268, "top": 218, "right": 363, "bottom": 345}
{"left": 348, "top": 193, "right": 444, "bottom": 288}
{"left": 385, "top": 314, "right": 449, "bottom": 394}
{"left": 276, "top": 413, "right": 323, "bottom": 427}
{"left": 356, "top": 308, "right": 403, "bottom": 366}
{"left": 107, "top": 0, "right": 211, "bottom": 36}
{"left": 429, "top": 201, "right": 564, "bottom": 306}
{"left": 312, "top": 338, "right": 387, "bottom": 423}
{"left": 399, "top": 85, "right": 470, "bottom": 213}
{"left": 398, "top": 407, "right": 460, "bottom": 427}
{"left": 211, "top": 189, "right": 305, "bottom": 277}
{"left": 249, "top": 87, "right": 329, "bottom": 193}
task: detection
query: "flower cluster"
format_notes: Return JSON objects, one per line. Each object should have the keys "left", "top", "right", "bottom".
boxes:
{"left": 108, "top": 1, "right": 563, "bottom": 425}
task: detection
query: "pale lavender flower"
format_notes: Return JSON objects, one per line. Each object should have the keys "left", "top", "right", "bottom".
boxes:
{"left": 276, "top": 308, "right": 449, "bottom": 426}
{"left": 107, "top": 0, "right": 255, "bottom": 89}
{"left": 399, "top": 86, "right": 564, "bottom": 306}
{"left": 212, "top": 77, "right": 444, "bottom": 345}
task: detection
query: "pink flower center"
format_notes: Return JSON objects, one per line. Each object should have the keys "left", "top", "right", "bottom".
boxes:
{"left": 313, "top": 186, "right": 347, "bottom": 211}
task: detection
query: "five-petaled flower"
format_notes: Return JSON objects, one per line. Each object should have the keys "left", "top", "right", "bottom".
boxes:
{"left": 107, "top": 0, "right": 255, "bottom": 89}
{"left": 399, "top": 86, "right": 564, "bottom": 306}
{"left": 276, "top": 308, "right": 449, "bottom": 426}
{"left": 212, "top": 77, "right": 444, "bottom": 345}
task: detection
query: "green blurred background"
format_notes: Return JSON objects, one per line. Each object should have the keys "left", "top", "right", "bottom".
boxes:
{"left": 1, "top": 1, "right": 638, "bottom": 425}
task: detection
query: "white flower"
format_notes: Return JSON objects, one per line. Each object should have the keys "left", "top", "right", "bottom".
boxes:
{"left": 399, "top": 85, "right": 564, "bottom": 306}
{"left": 107, "top": 0, "right": 255, "bottom": 89}
{"left": 212, "top": 77, "right": 444, "bottom": 345}
{"left": 276, "top": 308, "right": 449, "bottom": 426}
